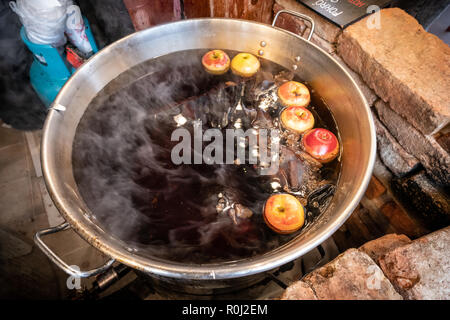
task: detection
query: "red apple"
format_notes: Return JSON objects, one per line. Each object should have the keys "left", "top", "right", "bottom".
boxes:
{"left": 280, "top": 106, "right": 315, "bottom": 134}
{"left": 277, "top": 81, "right": 311, "bottom": 108}
{"left": 230, "top": 52, "right": 260, "bottom": 77}
{"left": 302, "top": 128, "right": 339, "bottom": 163}
{"left": 202, "top": 50, "right": 230, "bottom": 75}
{"left": 263, "top": 193, "right": 305, "bottom": 234}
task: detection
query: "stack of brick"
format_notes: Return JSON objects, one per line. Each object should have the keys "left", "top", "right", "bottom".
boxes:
{"left": 281, "top": 226, "right": 450, "bottom": 300}
{"left": 274, "top": 1, "right": 450, "bottom": 232}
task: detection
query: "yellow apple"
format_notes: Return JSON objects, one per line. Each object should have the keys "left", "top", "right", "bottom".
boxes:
{"left": 230, "top": 52, "right": 260, "bottom": 77}
{"left": 264, "top": 193, "right": 305, "bottom": 234}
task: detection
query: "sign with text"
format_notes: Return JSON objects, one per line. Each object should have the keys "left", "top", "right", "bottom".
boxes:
{"left": 297, "top": 0, "right": 392, "bottom": 28}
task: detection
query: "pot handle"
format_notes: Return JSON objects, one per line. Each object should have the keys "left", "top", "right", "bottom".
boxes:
{"left": 34, "top": 222, "right": 115, "bottom": 278}
{"left": 272, "top": 9, "right": 315, "bottom": 42}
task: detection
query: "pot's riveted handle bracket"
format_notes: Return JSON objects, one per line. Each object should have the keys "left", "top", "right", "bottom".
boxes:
{"left": 34, "top": 222, "right": 115, "bottom": 278}
{"left": 272, "top": 9, "right": 315, "bottom": 42}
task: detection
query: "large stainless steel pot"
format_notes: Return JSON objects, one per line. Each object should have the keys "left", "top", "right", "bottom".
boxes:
{"left": 35, "top": 11, "right": 376, "bottom": 291}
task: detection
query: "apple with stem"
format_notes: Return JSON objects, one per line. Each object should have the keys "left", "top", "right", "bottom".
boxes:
{"left": 264, "top": 193, "right": 305, "bottom": 234}
{"left": 202, "top": 50, "right": 230, "bottom": 75}
{"left": 280, "top": 106, "right": 315, "bottom": 134}
{"left": 277, "top": 81, "right": 311, "bottom": 108}
{"left": 302, "top": 128, "right": 339, "bottom": 163}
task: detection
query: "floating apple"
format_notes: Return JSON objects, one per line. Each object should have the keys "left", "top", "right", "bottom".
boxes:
{"left": 302, "top": 128, "right": 339, "bottom": 163}
{"left": 202, "top": 50, "right": 230, "bottom": 75}
{"left": 277, "top": 81, "right": 311, "bottom": 108}
{"left": 280, "top": 106, "right": 315, "bottom": 134}
{"left": 231, "top": 52, "right": 260, "bottom": 77}
{"left": 263, "top": 193, "right": 305, "bottom": 234}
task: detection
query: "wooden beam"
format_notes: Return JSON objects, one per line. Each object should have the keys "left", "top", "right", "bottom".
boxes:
{"left": 123, "top": 0, "right": 182, "bottom": 30}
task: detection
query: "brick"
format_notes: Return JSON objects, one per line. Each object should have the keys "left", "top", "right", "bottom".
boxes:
{"left": 346, "top": 205, "right": 380, "bottom": 246}
{"left": 333, "top": 203, "right": 391, "bottom": 251}
{"left": 379, "top": 226, "right": 450, "bottom": 299}
{"left": 391, "top": 171, "right": 450, "bottom": 230}
{"left": 372, "top": 112, "right": 420, "bottom": 177}
{"left": 280, "top": 280, "right": 317, "bottom": 300}
{"left": 302, "top": 249, "right": 402, "bottom": 300}
{"left": 331, "top": 54, "right": 378, "bottom": 107}
{"left": 359, "top": 234, "right": 411, "bottom": 263}
{"left": 435, "top": 130, "right": 450, "bottom": 154}
{"left": 379, "top": 201, "right": 427, "bottom": 238}
{"left": 310, "top": 33, "right": 334, "bottom": 53}
{"left": 375, "top": 100, "right": 450, "bottom": 185}
{"left": 359, "top": 199, "right": 398, "bottom": 238}
{"left": 337, "top": 8, "right": 450, "bottom": 136}
{"left": 273, "top": 4, "right": 307, "bottom": 36}
{"left": 274, "top": 0, "right": 341, "bottom": 43}
{"left": 365, "top": 175, "right": 386, "bottom": 200}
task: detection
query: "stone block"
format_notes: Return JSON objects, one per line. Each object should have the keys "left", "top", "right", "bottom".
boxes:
{"left": 331, "top": 53, "right": 378, "bottom": 107}
{"left": 302, "top": 249, "right": 402, "bottom": 300}
{"left": 359, "top": 233, "right": 411, "bottom": 263}
{"left": 375, "top": 100, "right": 450, "bottom": 185}
{"left": 373, "top": 112, "right": 420, "bottom": 177}
{"left": 280, "top": 280, "right": 317, "bottom": 300}
{"left": 391, "top": 172, "right": 450, "bottom": 230}
{"left": 337, "top": 8, "right": 450, "bottom": 135}
{"left": 379, "top": 226, "right": 450, "bottom": 299}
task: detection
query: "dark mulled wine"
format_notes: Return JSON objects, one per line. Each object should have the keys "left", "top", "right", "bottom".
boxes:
{"left": 72, "top": 49, "right": 341, "bottom": 263}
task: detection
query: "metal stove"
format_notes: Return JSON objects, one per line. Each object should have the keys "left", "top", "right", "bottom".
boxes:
{"left": 81, "top": 238, "right": 339, "bottom": 300}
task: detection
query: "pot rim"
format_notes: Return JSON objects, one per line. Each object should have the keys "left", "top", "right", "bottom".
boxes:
{"left": 41, "top": 17, "right": 376, "bottom": 280}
